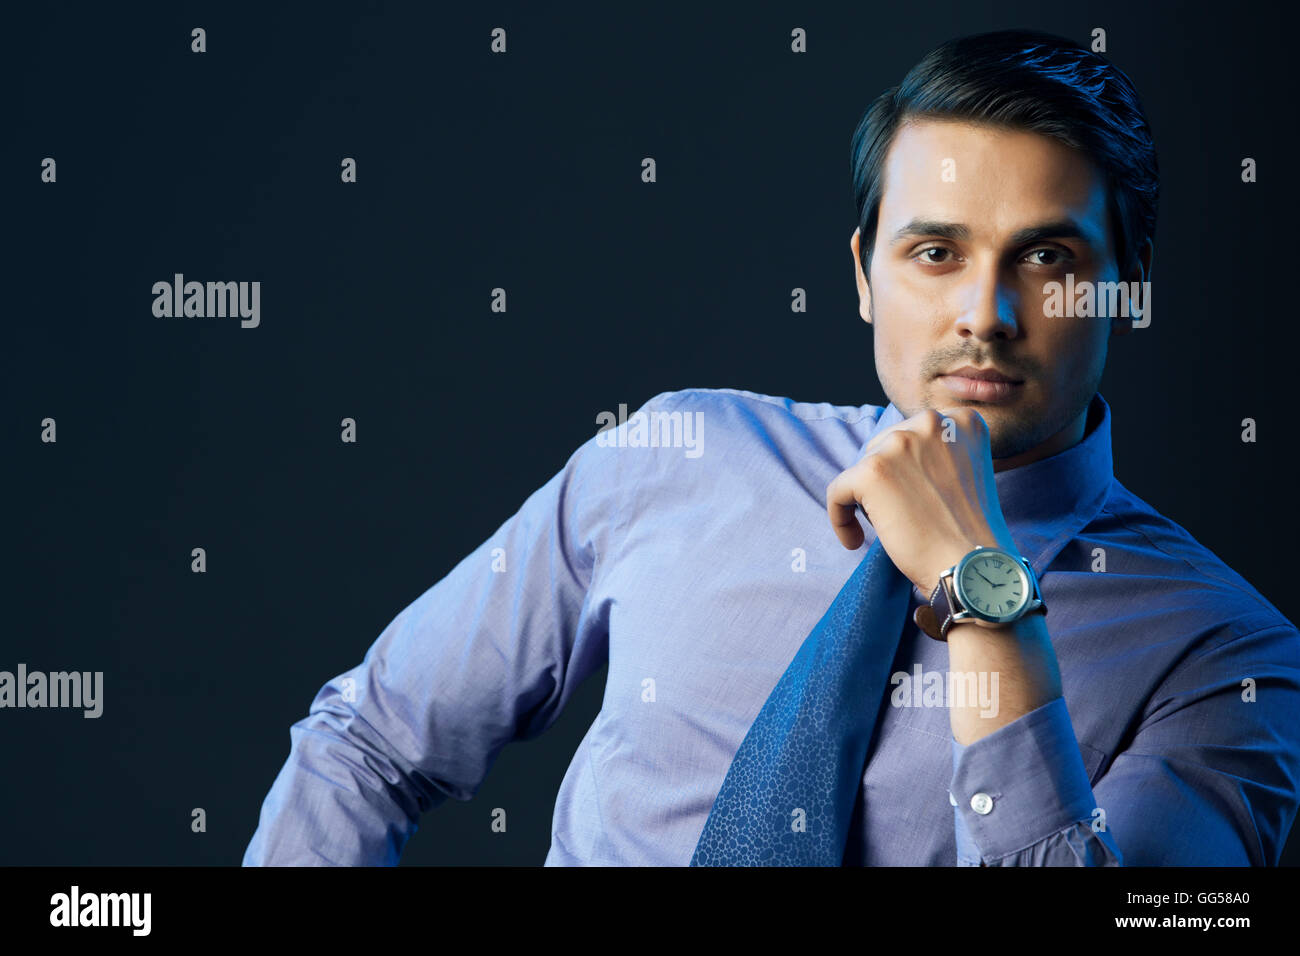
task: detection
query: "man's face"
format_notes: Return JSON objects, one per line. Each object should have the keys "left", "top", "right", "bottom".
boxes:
{"left": 852, "top": 118, "right": 1134, "bottom": 461}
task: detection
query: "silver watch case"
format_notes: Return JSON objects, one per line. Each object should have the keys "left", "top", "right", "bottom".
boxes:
{"left": 939, "top": 546, "right": 1043, "bottom": 627}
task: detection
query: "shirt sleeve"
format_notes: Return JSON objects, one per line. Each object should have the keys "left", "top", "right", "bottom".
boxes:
{"left": 948, "top": 622, "right": 1300, "bottom": 866}
{"left": 241, "top": 397, "right": 655, "bottom": 865}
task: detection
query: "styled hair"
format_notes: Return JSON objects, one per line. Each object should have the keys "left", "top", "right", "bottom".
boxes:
{"left": 850, "top": 29, "right": 1158, "bottom": 279}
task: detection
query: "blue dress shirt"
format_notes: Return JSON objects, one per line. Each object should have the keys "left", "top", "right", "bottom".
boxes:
{"left": 243, "top": 388, "right": 1300, "bottom": 866}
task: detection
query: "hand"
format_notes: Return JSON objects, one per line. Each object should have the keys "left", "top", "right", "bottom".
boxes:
{"left": 826, "top": 407, "right": 1017, "bottom": 596}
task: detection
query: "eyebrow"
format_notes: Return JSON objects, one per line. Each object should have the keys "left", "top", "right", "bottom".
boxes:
{"left": 888, "top": 218, "right": 1099, "bottom": 248}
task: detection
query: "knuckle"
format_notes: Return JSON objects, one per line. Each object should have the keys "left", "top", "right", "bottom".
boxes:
{"left": 943, "top": 408, "right": 973, "bottom": 433}
{"left": 861, "top": 452, "right": 889, "bottom": 479}
{"left": 827, "top": 469, "right": 858, "bottom": 503}
{"left": 884, "top": 429, "right": 914, "bottom": 452}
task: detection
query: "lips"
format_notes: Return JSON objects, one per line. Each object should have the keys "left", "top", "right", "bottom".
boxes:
{"left": 936, "top": 366, "right": 1024, "bottom": 403}
{"left": 941, "top": 365, "right": 1022, "bottom": 384}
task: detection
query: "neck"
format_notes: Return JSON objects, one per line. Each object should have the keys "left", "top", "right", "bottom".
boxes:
{"left": 991, "top": 401, "right": 1093, "bottom": 473}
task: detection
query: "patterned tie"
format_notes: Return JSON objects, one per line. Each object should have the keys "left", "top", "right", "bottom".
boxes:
{"left": 690, "top": 537, "right": 914, "bottom": 866}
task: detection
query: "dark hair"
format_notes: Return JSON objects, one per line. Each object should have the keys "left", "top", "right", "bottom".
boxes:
{"left": 850, "top": 29, "right": 1158, "bottom": 279}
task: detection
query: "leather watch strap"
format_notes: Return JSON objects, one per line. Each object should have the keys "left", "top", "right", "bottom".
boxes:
{"left": 922, "top": 576, "right": 958, "bottom": 642}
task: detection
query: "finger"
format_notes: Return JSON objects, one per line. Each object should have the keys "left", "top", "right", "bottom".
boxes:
{"left": 934, "top": 406, "right": 988, "bottom": 438}
{"left": 826, "top": 469, "right": 867, "bottom": 550}
{"left": 862, "top": 418, "right": 914, "bottom": 457}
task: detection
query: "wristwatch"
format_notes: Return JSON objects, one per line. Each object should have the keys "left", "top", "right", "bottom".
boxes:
{"left": 919, "top": 545, "right": 1046, "bottom": 642}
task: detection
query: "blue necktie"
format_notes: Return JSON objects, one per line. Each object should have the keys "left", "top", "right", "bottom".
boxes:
{"left": 690, "top": 537, "right": 914, "bottom": 866}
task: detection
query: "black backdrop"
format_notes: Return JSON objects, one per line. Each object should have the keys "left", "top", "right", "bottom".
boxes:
{"left": 7, "top": 1, "right": 1298, "bottom": 865}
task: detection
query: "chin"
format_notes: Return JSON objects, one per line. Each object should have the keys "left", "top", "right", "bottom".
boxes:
{"left": 989, "top": 411, "right": 1061, "bottom": 459}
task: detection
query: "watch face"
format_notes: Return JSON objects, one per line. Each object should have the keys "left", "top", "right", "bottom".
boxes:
{"left": 955, "top": 550, "right": 1030, "bottom": 621}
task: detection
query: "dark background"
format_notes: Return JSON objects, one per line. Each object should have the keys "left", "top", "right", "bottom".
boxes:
{"left": 6, "top": 1, "right": 1298, "bottom": 865}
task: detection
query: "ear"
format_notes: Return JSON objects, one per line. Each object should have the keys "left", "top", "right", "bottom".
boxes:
{"left": 1111, "top": 237, "right": 1153, "bottom": 338}
{"left": 851, "top": 227, "right": 873, "bottom": 324}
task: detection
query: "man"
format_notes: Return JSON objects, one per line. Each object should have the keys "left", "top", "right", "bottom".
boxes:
{"left": 243, "top": 30, "right": 1300, "bottom": 866}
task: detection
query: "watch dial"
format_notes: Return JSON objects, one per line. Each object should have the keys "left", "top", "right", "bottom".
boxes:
{"left": 959, "top": 553, "right": 1026, "bottom": 617}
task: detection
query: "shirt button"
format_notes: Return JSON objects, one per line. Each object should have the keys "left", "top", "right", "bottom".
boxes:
{"left": 970, "top": 792, "right": 994, "bottom": 815}
{"left": 948, "top": 791, "right": 957, "bottom": 807}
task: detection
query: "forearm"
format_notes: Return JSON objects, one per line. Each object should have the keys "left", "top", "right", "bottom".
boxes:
{"left": 945, "top": 612, "right": 1062, "bottom": 746}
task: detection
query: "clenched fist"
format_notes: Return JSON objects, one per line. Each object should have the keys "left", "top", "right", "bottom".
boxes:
{"left": 826, "top": 407, "right": 1018, "bottom": 597}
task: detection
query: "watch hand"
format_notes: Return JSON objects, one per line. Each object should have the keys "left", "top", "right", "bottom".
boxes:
{"left": 974, "top": 570, "right": 997, "bottom": 586}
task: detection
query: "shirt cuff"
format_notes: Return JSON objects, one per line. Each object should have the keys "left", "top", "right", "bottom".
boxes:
{"left": 948, "top": 696, "right": 1097, "bottom": 864}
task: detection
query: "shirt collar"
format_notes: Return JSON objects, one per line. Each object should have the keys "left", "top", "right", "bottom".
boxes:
{"left": 857, "top": 393, "right": 1115, "bottom": 579}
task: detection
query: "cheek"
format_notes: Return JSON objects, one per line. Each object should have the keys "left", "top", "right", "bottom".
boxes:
{"left": 1060, "top": 318, "right": 1109, "bottom": 367}
{"left": 870, "top": 306, "right": 910, "bottom": 380}
{"left": 874, "top": 321, "right": 899, "bottom": 364}
{"left": 872, "top": 273, "right": 925, "bottom": 348}
{"left": 1031, "top": 316, "right": 1108, "bottom": 391}
{"left": 877, "top": 285, "right": 944, "bottom": 351}
{"left": 869, "top": 262, "right": 953, "bottom": 393}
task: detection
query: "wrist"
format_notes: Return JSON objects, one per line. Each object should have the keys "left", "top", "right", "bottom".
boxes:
{"left": 924, "top": 535, "right": 1016, "bottom": 598}
{"left": 922, "top": 541, "right": 1045, "bottom": 643}
{"left": 946, "top": 606, "right": 1047, "bottom": 642}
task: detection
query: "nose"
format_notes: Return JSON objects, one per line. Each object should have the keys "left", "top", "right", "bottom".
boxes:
{"left": 953, "top": 262, "right": 1020, "bottom": 341}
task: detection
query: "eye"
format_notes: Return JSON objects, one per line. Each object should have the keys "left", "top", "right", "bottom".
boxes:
{"left": 913, "top": 246, "right": 956, "bottom": 265}
{"left": 1022, "top": 247, "right": 1072, "bottom": 267}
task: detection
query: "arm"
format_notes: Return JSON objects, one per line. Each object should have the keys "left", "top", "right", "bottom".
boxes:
{"left": 948, "top": 621, "right": 1300, "bottom": 866}
{"left": 241, "top": 415, "right": 630, "bottom": 865}
{"left": 823, "top": 404, "right": 1300, "bottom": 866}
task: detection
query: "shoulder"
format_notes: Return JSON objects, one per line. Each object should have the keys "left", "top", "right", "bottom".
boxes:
{"left": 569, "top": 385, "right": 886, "bottom": 514}
{"left": 1094, "top": 478, "right": 1296, "bottom": 642}
{"left": 631, "top": 386, "right": 886, "bottom": 441}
